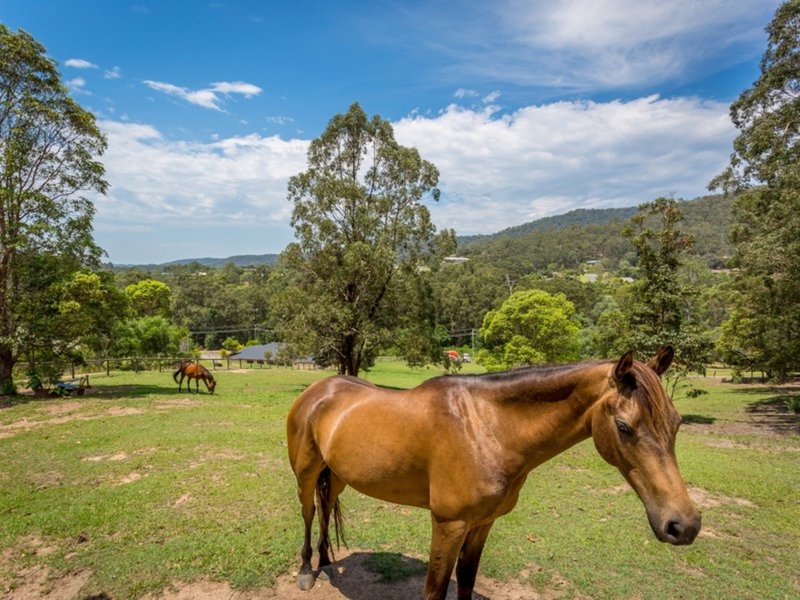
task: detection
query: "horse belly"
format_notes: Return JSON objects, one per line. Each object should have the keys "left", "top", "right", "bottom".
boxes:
{"left": 320, "top": 421, "right": 432, "bottom": 508}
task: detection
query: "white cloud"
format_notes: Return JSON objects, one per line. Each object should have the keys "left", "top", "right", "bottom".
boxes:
{"left": 393, "top": 95, "right": 735, "bottom": 235}
{"left": 499, "top": 0, "right": 778, "bottom": 88}
{"left": 210, "top": 81, "right": 262, "bottom": 97}
{"left": 95, "top": 94, "right": 735, "bottom": 257}
{"left": 67, "top": 77, "right": 91, "bottom": 96}
{"left": 454, "top": 88, "right": 479, "bottom": 98}
{"left": 96, "top": 120, "right": 309, "bottom": 229}
{"left": 266, "top": 115, "right": 294, "bottom": 125}
{"left": 104, "top": 66, "right": 122, "bottom": 79}
{"left": 389, "top": 0, "right": 780, "bottom": 90}
{"left": 65, "top": 58, "right": 97, "bottom": 69}
{"left": 482, "top": 91, "right": 501, "bottom": 104}
{"left": 142, "top": 79, "right": 263, "bottom": 111}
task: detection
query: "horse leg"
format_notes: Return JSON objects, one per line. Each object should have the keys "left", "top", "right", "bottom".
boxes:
{"left": 290, "top": 443, "right": 325, "bottom": 591}
{"left": 455, "top": 521, "right": 495, "bottom": 600}
{"left": 317, "top": 470, "right": 347, "bottom": 581}
{"left": 178, "top": 373, "right": 184, "bottom": 392}
{"left": 424, "top": 517, "right": 468, "bottom": 600}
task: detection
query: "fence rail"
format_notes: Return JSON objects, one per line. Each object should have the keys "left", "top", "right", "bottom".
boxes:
{"left": 12, "top": 354, "right": 322, "bottom": 385}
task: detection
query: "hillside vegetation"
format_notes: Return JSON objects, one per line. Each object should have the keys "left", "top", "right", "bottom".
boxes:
{"left": 459, "top": 194, "right": 731, "bottom": 276}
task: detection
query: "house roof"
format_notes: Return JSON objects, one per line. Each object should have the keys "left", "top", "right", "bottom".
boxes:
{"left": 228, "top": 343, "right": 282, "bottom": 360}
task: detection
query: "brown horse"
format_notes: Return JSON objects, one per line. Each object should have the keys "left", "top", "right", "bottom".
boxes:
{"left": 173, "top": 360, "right": 216, "bottom": 394}
{"left": 286, "top": 347, "right": 700, "bottom": 599}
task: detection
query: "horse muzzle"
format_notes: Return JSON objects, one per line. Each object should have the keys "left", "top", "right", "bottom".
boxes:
{"left": 649, "top": 510, "right": 701, "bottom": 545}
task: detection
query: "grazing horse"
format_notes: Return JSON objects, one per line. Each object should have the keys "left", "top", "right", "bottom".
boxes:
{"left": 173, "top": 360, "right": 216, "bottom": 394}
{"left": 286, "top": 348, "right": 700, "bottom": 599}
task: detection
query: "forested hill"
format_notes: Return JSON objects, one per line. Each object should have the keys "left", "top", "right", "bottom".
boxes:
{"left": 458, "top": 194, "right": 732, "bottom": 275}
{"left": 114, "top": 195, "right": 729, "bottom": 272}
{"left": 458, "top": 205, "right": 640, "bottom": 244}
{"left": 113, "top": 253, "right": 280, "bottom": 269}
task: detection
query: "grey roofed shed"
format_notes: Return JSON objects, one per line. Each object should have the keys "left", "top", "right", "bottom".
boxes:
{"left": 228, "top": 343, "right": 282, "bottom": 361}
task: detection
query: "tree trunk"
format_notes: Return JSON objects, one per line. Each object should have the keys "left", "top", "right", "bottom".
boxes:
{"left": 0, "top": 345, "right": 16, "bottom": 394}
{"left": 338, "top": 332, "right": 360, "bottom": 377}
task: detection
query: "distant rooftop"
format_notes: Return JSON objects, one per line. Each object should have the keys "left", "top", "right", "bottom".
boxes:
{"left": 228, "top": 343, "right": 282, "bottom": 360}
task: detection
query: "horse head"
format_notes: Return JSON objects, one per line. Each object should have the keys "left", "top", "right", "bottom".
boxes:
{"left": 591, "top": 347, "right": 700, "bottom": 545}
{"left": 206, "top": 372, "right": 217, "bottom": 393}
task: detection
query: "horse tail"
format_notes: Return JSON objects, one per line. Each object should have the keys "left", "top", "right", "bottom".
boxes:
{"left": 172, "top": 365, "right": 183, "bottom": 384}
{"left": 317, "top": 467, "right": 345, "bottom": 552}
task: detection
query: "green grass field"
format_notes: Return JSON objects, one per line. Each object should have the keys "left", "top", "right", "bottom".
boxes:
{"left": 1, "top": 362, "right": 798, "bottom": 599}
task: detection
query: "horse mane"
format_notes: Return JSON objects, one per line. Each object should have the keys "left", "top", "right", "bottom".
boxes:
{"left": 443, "top": 359, "right": 678, "bottom": 441}
{"left": 461, "top": 360, "right": 608, "bottom": 383}
{"left": 628, "top": 362, "right": 677, "bottom": 445}
{"left": 434, "top": 360, "right": 609, "bottom": 404}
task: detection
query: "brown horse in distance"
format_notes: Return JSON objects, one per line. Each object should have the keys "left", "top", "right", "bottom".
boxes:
{"left": 173, "top": 360, "right": 217, "bottom": 394}
{"left": 286, "top": 348, "right": 700, "bottom": 599}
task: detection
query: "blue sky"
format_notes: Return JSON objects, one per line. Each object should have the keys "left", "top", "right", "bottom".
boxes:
{"left": 1, "top": 0, "right": 783, "bottom": 264}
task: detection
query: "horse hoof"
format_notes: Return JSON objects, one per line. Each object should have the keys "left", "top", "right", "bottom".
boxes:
{"left": 318, "top": 565, "right": 335, "bottom": 581}
{"left": 297, "top": 573, "right": 315, "bottom": 591}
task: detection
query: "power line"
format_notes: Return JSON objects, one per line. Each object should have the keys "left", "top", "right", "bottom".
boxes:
{"left": 188, "top": 326, "right": 273, "bottom": 336}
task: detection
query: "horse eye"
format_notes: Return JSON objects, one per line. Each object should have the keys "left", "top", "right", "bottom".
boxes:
{"left": 615, "top": 420, "right": 633, "bottom": 436}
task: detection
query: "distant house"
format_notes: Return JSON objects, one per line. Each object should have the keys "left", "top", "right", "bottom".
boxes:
{"left": 228, "top": 343, "right": 320, "bottom": 369}
{"left": 228, "top": 343, "right": 282, "bottom": 367}
{"left": 443, "top": 256, "right": 469, "bottom": 264}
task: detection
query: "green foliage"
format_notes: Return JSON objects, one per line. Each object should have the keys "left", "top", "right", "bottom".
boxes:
{"left": 0, "top": 25, "right": 107, "bottom": 391}
{"left": 272, "top": 102, "right": 442, "bottom": 375}
{"left": 124, "top": 279, "right": 172, "bottom": 318}
{"left": 59, "top": 270, "right": 130, "bottom": 355}
{"left": 23, "top": 368, "right": 43, "bottom": 391}
{"left": 710, "top": 1, "right": 800, "bottom": 378}
{"left": 169, "top": 265, "right": 265, "bottom": 348}
{"left": 459, "top": 195, "right": 731, "bottom": 279}
{"left": 478, "top": 289, "right": 581, "bottom": 370}
{"left": 622, "top": 198, "right": 712, "bottom": 383}
{"left": 221, "top": 337, "right": 243, "bottom": 353}
{"left": 110, "top": 317, "right": 187, "bottom": 358}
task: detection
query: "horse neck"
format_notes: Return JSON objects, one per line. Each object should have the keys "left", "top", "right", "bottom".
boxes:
{"left": 487, "top": 362, "right": 611, "bottom": 471}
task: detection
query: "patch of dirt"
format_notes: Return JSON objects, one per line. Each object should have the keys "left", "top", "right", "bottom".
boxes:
{"left": 2, "top": 566, "right": 91, "bottom": 600}
{"left": 155, "top": 398, "right": 203, "bottom": 409}
{"left": 1, "top": 537, "right": 90, "bottom": 600}
{"left": 700, "top": 437, "right": 750, "bottom": 450}
{"left": 0, "top": 404, "right": 145, "bottom": 440}
{"left": 43, "top": 402, "right": 83, "bottom": 416}
{"left": 172, "top": 493, "right": 193, "bottom": 507}
{"left": 82, "top": 452, "right": 128, "bottom": 462}
{"left": 105, "top": 406, "right": 145, "bottom": 416}
{"left": 697, "top": 525, "right": 731, "bottom": 540}
{"left": 144, "top": 550, "right": 555, "bottom": 599}
{"left": 188, "top": 448, "right": 248, "bottom": 469}
{"left": 688, "top": 486, "right": 755, "bottom": 509}
{"left": 116, "top": 472, "right": 144, "bottom": 485}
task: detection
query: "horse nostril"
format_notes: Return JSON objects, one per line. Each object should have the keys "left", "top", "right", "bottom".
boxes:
{"left": 666, "top": 520, "right": 683, "bottom": 540}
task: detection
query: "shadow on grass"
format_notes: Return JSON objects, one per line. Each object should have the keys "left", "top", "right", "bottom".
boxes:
{"left": 682, "top": 414, "right": 716, "bottom": 425}
{"left": 89, "top": 384, "right": 221, "bottom": 399}
{"left": 321, "top": 551, "right": 489, "bottom": 600}
{"left": 746, "top": 396, "right": 800, "bottom": 435}
{"left": 728, "top": 383, "right": 800, "bottom": 395}
{"left": 0, "top": 383, "right": 211, "bottom": 409}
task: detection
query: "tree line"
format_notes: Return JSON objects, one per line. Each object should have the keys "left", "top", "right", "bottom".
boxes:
{"left": 2, "top": 1, "right": 799, "bottom": 392}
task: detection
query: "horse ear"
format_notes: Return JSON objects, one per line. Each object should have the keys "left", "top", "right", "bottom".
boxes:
{"left": 647, "top": 346, "right": 674, "bottom": 376}
{"left": 613, "top": 351, "right": 634, "bottom": 382}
